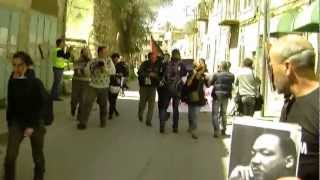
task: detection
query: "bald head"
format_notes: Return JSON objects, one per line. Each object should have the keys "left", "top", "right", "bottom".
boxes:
{"left": 270, "top": 35, "right": 315, "bottom": 70}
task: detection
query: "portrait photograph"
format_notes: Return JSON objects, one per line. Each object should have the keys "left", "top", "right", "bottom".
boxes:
{"left": 228, "top": 118, "right": 302, "bottom": 180}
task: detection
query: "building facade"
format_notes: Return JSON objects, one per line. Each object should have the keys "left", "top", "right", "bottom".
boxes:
{"left": 195, "top": 0, "right": 319, "bottom": 117}
{"left": 0, "top": 0, "right": 67, "bottom": 106}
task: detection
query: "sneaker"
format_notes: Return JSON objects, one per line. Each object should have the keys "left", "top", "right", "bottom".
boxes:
{"left": 77, "top": 124, "right": 86, "bottom": 130}
{"left": 100, "top": 121, "right": 106, "bottom": 128}
{"left": 221, "top": 129, "right": 226, "bottom": 136}
{"left": 146, "top": 122, "right": 152, "bottom": 127}
{"left": 191, "top": 133, "right": 198, "bottom": 139}
{"left": 71, "top": 109, "right": 76, "bottom": 116}
{"left": 115, "top": 111, "right": 119, "bottom": 117}
{"left": 160, "top": 126, "right": 165, "bottom": 134}
{"left": 53, "top": 98, "right": 63, "bottom": 101}
{"left": 213, "top": 132, "right": 219, "bottom": 138}
{"left": 138, "top": 116, "right": 143, "bottom": 122}
{"left": 108, "top": 115, "right": 113, "bottom": 120}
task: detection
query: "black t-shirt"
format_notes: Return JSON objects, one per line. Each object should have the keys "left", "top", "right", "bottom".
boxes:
{"left": 281, "top": 87, "right": 319, "bottom": 179}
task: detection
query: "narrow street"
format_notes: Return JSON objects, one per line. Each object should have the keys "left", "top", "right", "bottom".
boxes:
{"left": 0, "top": 82, "right": 231, "bottom": 180}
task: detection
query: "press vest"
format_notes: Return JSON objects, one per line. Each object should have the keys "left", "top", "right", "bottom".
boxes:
{"left": 51, "top": 48, "right": 66, "bottom": 69}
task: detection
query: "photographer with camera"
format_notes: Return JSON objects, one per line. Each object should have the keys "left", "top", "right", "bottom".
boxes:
{"left": 184, "top": 58, "right": 209, "bottom": 139}
{"left": 77, "top": 46, "right": 115, "bottom": 130}
{"left": 50, "top": 38, "right": 71, "bottom": 101}
{"left": 137, "top": 52, "right": 162, "bottom": 127}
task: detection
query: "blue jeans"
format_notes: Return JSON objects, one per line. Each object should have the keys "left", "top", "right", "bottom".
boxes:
{"left": 159, "top": 91, "right": 180, "bottom": 130}
{"left": 212, "top": 97, "right": 229, "bottom": 132}
{"left": 188, "top": 105, "right": 200, "bottom": 130}
{"left": 51, "top": 67, "right": 64, "bottom": 99}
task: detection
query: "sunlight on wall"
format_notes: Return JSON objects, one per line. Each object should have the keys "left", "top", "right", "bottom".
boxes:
{"left": 66, "top": 0, "right": 93, "bottom": 40}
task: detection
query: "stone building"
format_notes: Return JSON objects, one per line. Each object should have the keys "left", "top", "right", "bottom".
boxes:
{"left": 0, "top": 0, "right": 67, "bottom": 106}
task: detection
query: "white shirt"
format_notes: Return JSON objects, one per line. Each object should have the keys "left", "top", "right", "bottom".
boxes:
{"left": 236, "top": 67, "right": 260, "bottom": 96}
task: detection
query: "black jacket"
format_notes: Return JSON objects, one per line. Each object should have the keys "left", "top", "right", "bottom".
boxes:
{"left": 6, "top": 77, "right": 45, "bottom": 128}
{"left": 184, "top": 72, "right": 207, "bottom": 106}
{"left": 138, "top": 60, "right": 162, "bottom": 87}
{"left": 116, "top": 62, "right": 129, "bottom": 77}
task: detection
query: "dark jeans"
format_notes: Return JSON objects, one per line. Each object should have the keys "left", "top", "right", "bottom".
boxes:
{"left": 4, "top": 126, "right": 46, "bottom": 180}
{"left": 138, "top": 86, "right": 156, "bottom": 123}
{"left": 212, "top": 97, "right": 229, "bottom": 133}
{"left": 108, "top": 91, "right": 119, "bottom": 117}
{"left": 157, "top": 87, "right": 167, "bottom": 116}
{"left": 78, "top": 86, "right": 108, "bottom": 125}
{"left": 188, "top": 104, "right": 200, "bottom": 131}
{"left": 51, "top": 67, "right": 64, "bottom": 99}
{"left": 71, "top": 79, "right": 89, "bottom": 115}
{"left": 240, "top": 96, "right": 256, "bottom": 116}
{"left": 159, "top": 90, "right": 180, "bottom": 130}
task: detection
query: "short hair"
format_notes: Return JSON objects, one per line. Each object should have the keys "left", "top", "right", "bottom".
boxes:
{"left": 56, "top": 38, "right": 64, "bottom": 47}
{"left": 97, "top": 46, "right": 106, "bottom": 55}
{"left": 147, "top": 52, "right": 153, "bottom": 60}
{"left": 171, "top": 49, "right": 180, "bottom": 59}
{"left": 164, "top": 53, "right": 170, "bottom": 57}
{"left": 111, "top": 53, "right": 120, "bottom": 60}
{"left": 12, "top": 51, "right": 34, "bottom": 66}
{"left": 256, "top": 133, "right": 297, "bottom": 158}
{"left": 279, "top": 136, "right": 297, "bottom": 158}
{"left": 272, "top": 35, "right": 315, "bottom": 70}
{"left": 220, "top": 61, "right": 230, "bottom": 71}
{"left": 243, "top": 58, "right": 253, "bottom": 68}
{"left": 80, "top": 48, "right": 86, "bottom": 55}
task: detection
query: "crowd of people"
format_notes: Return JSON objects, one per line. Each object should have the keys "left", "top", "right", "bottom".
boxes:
{"left": 137, "top": 48, "right": 260, "bottom": 139}
{"left": 3, "top": 34, "right": 318, "bottom": 180}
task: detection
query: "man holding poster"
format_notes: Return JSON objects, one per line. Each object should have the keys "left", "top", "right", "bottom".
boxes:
{"left": 269, "top": 35, "right": 319, "bottom": 179}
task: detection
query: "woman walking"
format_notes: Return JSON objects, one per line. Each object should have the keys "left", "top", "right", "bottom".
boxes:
{"left": 185, "top": 59, "right": 208, "bottom": 139}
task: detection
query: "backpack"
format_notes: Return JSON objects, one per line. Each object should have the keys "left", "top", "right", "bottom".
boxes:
{"left": 37, "top": 80, "right": 54, "bottom": 126}
{"left": 164, "top": 61, "right": 183, "bottom": 97}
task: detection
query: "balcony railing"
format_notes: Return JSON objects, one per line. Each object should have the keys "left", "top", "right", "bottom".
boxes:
{"left": 219, "top": 0, "right": 239, "bottom": 26}
{"left": 197, "top": 1, "right": 209, "bottom": 22}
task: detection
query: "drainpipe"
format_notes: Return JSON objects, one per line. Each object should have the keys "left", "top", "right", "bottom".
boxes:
{"left": 261, "top": 0, "right": 269, "bottom": 117}
{"left": 62, "top": 0, "right": 68, "bottom": 37}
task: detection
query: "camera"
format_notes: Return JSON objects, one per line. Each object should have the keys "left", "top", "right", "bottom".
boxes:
{"left": 96, "top": 61, "right": 105, "bottom": 67}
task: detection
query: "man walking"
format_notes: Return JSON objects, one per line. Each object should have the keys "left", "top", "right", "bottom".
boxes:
{"left": 50, "top": 38, "right": 70, "bottom": 101}
{"left": 77, "top": 46, "right": 115, "bottom": 129}
{"left": 235, "top": 58, "right": 260, "bottom": 116}
{"left": 210, "top": 61, "right": 235, "bottom": 138}
{"left": 159, "top": 49, "right": 187, "bottom": 133}
{"left": 137, "top": 52, "right": 161, "bottom": 127}
{"left": 71, "top": 47, "right": 91, "bottom": 117}
{"left": 108, "top": 53, "right": 122, "bottom": 119}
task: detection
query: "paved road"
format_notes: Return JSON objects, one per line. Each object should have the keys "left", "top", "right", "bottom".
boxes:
{"left": 0, "top": 85, "right": 232, "bottom": 180}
